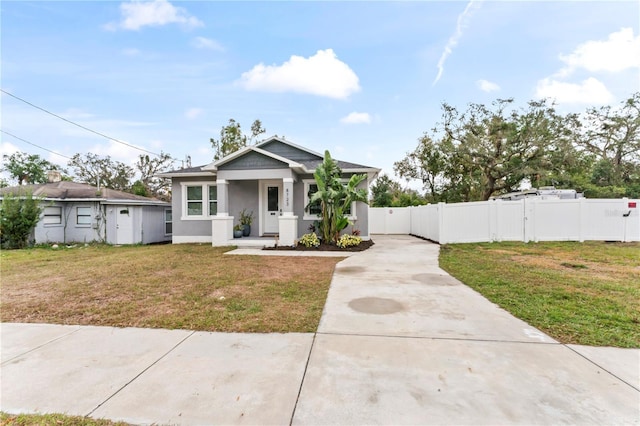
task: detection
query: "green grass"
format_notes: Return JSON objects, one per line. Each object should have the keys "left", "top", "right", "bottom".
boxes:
{"left": 439, "top": 241, "right": 640, "bottom": 348}
{"left": 0, "top": 244, "right": 342, "bottom": 333}
{"left": 0, "top": 412, "right": 129, "bottom": 426}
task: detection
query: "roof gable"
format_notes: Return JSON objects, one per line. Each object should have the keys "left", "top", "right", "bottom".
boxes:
{"left": 217, "top": 150, "right": 290, "bottom": 170}
{"left": 257, "top": 138, "right": 322, "bottom": 162}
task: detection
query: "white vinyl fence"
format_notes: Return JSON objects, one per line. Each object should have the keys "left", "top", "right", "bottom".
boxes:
{"left": 369, "top": 198, "right": 640, "bottom": 243}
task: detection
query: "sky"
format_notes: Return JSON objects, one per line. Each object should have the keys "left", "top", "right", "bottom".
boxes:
{"left": 1, "top": 0, "right": 639, "bottom": 188}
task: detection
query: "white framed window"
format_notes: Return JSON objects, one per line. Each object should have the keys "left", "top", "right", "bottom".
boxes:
{"left": 43, "top": 206, "right": 62, "bottom": 225}
{"left": 181, "top": 182, "right": 217, "bottom": 220}
{"left": 165, "top": 208, "right": 172, "bottom": 235}
{"left": 303, "top": 179, "right": 356, "bottom": 221}
{"left": 77, "top": 206, "right": 92, "bottom": 226}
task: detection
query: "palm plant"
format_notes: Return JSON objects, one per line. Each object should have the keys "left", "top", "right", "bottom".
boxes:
{"left": 308, "top": 151, "right": 368, "bottom": 244}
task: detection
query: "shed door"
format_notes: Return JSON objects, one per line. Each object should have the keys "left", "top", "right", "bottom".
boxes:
{"left": 116, "top": 206, "right": 134, "bottom": 244}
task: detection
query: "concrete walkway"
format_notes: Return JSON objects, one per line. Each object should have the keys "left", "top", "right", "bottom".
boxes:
{"left": 1, "top": 235, "right": 638, "bottom": 425}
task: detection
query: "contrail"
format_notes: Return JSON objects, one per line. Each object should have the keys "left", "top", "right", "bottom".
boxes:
{"left": 433, "top": 0, "right": 482, "bottom": 86}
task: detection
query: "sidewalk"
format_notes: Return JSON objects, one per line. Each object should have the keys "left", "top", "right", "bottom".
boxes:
{"left": 2, "top": 235, "right": 639, "bottom": 425}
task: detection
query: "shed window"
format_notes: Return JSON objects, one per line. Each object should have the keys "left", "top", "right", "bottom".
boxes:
{"left": 43, "top": 206, "right": 62, "bottom": 225}
{"left": 165, "top": 209, "right": 172, "bottom": 235}
{"left": 77, "top": 206, "right": 92, "bottom": 225}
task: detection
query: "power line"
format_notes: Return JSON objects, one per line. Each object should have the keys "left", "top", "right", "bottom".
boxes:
{"left": 1, "top": 89, "right": 163, "bottom": 157}
{"left": 0, "top": 129, "right": 73, "bottom": 160}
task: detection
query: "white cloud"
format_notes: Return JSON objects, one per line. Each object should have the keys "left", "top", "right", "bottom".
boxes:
{"left": 184, "top": 108, "right": 203, "bottom": 120}
{"left": 106, "top": 0, "right": 203, "bottom": 31}
{"left": 433, "top": 0, "right": 482, "bottom": 85}
{"left": 122, "top": 48, "right": 141, "bottom": 57}
{"left": 0, "top": 141, "right": 20, "bottom": 157}
{"left": 238, "top": 49, "right": 361, "bottom": 100}
{"left": 340, "top": 112, "right": 371, "bottom": 124}
{"left": 191, "top": 36, "right": 224, "bottom": 51}
{"left": 89, "top": 141, "right": 147, "bottom": 166}
{"left": 558, "top": 27, "right": 640, "bottom": 76}
{"left": 477, "top": 79, "right": 500, "bottom": 93}
{"left": 535, "top": 77, "right": 614, "bottom": 105}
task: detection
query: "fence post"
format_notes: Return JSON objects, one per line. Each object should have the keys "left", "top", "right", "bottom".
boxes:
{"left": 489, "top": 199, "right": 498, "bottom": 242}
{"left": 578, "top": 197, "right": 587, "bottom": 242}
{"left": 438, "top": 202, "right": 446, "bottom": 244}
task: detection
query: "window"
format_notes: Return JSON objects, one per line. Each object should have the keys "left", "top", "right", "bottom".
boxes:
{"left": 209, "top": 185, "right": 217, "bottom": 216}
{"left": 304, "top": 179, "right": 355, "bottom": 220}
{"left": 77, "top": 206, "right": 92, "bottom": 225}
{"left": 181, "top": 182, "right": 217, "bottom": 220}
{"left": 43, "top": 206, "right": 62, "bottom": 225}
{"left": 165, "top": 209, "right": 172, "bottom": 235}
{"left": 186, "top": 186, "right": 203, "bottom": 216}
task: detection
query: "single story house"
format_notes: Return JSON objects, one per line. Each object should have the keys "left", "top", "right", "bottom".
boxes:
{"left": 0, "top": 174, "right": 171, "bottom": 245}
{"left": 158, "top": 136, "right": 380, "bottom": 246}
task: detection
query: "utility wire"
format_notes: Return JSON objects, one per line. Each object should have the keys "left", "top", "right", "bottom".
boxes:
{"left": 0, "top": 129, "right": 73, "bottom": 160}
{"left": 1, "top": 88, "right": 162, "bottom": 157}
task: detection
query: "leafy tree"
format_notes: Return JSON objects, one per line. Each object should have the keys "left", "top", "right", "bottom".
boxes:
{"left": 134, "top": 152, "right": 174, "bottom": 200}
{"left": 370, "top": 174, "right": 427, "bottom": 207}
{"left": 2, "top": 152, "right": 65, "bottom": 185}
{"left": 0, "top": 191, "right": 42, "bottom": 249}
{"left": 210, "top": 119, "right": 266, "bottom": 160}
{"left": 68, "top": 153, "right": 134, "bottom": 191}
{"left": 309, "top": 151, "right": 368, "bottom": 244}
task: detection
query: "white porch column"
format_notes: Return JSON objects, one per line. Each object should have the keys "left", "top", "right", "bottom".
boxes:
{"left": 278, "top": 215, "right": 298, "bottom": 246}
{"left": 216, "top": 179, "right": 229, "bottom": 215}
{"left": 212, "top": 216, "right": 234, "bottom": 246}
{"left": 282, "top": 178, "right": 294, "bottom": 215}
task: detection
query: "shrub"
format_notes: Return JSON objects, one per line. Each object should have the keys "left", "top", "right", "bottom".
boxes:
{"left": 298, "top": 232, "right": 320, "bottom": 248}
{"left": 336, "top": 234, "right": 362, "bottom": 248}
{"left": 0, "top": 191, "right": 43, "bottom": 249}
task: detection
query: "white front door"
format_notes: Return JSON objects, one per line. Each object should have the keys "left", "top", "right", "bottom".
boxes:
{"left": 262, "top": 182, "right": 282, "bottom": 234}
{"left": 116, "top": 206, "right": 134, "bottom": 244}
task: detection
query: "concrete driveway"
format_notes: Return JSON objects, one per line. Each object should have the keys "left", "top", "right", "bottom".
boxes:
{"left": 1, "top": 235, "right": 638, "bottom": 425}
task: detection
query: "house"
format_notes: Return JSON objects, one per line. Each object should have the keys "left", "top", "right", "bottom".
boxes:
{"left": 158, "top": 136, "right": 380, "bottom": 246}
{"left": 0, "top": 172, "right": 171, "bottom": 245}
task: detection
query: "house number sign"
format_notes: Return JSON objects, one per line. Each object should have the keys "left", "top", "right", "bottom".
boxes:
{"left": 285, "top": 188, "right": 290, "bottom": 207}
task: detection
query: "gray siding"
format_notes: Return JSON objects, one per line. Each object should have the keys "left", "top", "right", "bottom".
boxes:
{"left": 141, "top": 206, "right": 171, "bottom": 244}
{"left": 260, "top": 141, "right": 322, "bottom": 162}
{"left": 227, "top": 181, "right": 259, "bottom": 237}
{"left": 34, "top": 201, "right": 104, "bottom": 244}
{"left": 172, "top": 176, "right": 216, "bottom": 240}
{"left": 219, "top": 151, "right": 288, "bottom": 170}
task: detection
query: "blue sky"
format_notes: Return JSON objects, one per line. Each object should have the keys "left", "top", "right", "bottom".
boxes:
{"left": 1, "top": 0, "right": 638, "bottom": 187}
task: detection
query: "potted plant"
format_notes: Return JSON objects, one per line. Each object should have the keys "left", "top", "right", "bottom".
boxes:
{"left": 239, "top": 209, "right": 254, "bottom": 237}
{"left": 233, "top": 224, "right": 243, "bottom": 238}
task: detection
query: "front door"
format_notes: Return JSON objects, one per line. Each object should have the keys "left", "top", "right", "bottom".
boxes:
{"left": 262, "top": 182, "right": 281, "bottom": 234}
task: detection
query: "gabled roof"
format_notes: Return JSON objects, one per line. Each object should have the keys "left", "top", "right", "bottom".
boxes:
{"left": 0, "top": 181, "right": 168, "bottom": 205}
{"left": 158, "top": 135, "right": 380, "bottom": 177}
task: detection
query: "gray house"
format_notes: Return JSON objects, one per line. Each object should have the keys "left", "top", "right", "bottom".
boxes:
{"left": 159, "top": 136, "right": 380, "bottom": 246}
{"left": 0, "top": 178, "right": 171, "bottom": 245}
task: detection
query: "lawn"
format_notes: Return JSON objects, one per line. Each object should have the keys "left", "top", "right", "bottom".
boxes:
{"left": 439, "top": 241, "right": 640, "bottom": 348}
{"left": 0, "top": 412, "right": 128, "bottom": 426}
{"left": 0, "top": 244, "right": 342, "bottom": 333}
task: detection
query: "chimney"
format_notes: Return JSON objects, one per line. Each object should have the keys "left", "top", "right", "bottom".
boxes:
{"left": 47, "top": 170, "right": 62, "bottom": 183}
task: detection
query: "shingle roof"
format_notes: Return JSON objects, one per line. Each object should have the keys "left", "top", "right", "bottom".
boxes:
{"left": 0, "top": 181, "right": 166, "bottom": 203}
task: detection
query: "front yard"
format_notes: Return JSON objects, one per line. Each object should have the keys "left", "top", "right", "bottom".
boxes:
{"left": 439, "top": 241, "right": 640, "bottom": 348}
{"left": 0, "top": 244, "right": 342, "bottom": 333}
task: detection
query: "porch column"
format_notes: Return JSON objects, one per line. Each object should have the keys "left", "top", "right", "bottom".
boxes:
{"left": 216, "top": 179, "right": 229, "bottom": 215}
{"left": 279, "top": 177, "right": 298, "bottom": 246}
{"left": 282, "top": 178, "right": 294, "bottom": 215}
{"left": 212, "top": 179, "right": 233, "bottom": 246}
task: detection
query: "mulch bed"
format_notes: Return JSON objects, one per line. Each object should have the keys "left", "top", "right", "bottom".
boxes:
{"left": 264, "top": 239, "right": 375, "bottom": 252}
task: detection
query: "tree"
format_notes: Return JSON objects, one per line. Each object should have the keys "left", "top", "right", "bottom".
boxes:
{"left": 1, "top": 152, "right": 65, "bottom": 185}
{"left": 396, "top": 98, "right": 574, "bottom": 202}
{"left": 370, "top": 174, "right": 427, "bottom": 207}
{"left": 210, "top": 119, "right": 266, "bottom": 160}
{"left": 309, "top": 151, "right": 368, "bottom": 244}
{"left": 0, "top": 191, "right": 42, "bottom": 249}
{"left": 68, "top": 153, "right": 134, "bottom": 191}
{"left": 577, "top": 93, "right": 640, "bottom": 198}
{"left": 134, "top": 152, "right": 174, "bottom": 200}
